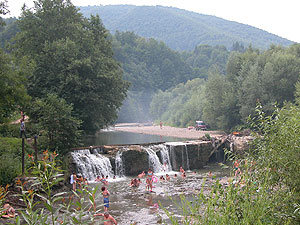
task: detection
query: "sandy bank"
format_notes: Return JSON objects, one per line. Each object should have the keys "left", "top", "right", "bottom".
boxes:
{"left": 114, "top": 124, "right": 226, "bottom": 139}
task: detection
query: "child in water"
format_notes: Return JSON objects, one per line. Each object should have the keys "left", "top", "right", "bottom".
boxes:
{"left": 146, "top": 168, "right": 153, "bottom": 192}
{"left": 101, "top": 186, "right": 110, "bottom": 212}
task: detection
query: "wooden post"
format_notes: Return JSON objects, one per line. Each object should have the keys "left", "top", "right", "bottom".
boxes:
{"left": 34, "top": 135, "right": 38, "bottom": 164}
{"left": 22, "top": 137, "right": 25, "bottom": 175}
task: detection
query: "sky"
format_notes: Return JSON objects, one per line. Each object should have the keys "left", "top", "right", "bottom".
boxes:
{"left": 4, "top": 0, "right": 300, "bottom": 43}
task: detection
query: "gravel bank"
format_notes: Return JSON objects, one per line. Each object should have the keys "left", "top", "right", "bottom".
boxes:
{"left": 114, "top": 124, "right": 226, "bottom": 139}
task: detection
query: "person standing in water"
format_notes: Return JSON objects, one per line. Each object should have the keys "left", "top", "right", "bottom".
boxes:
{"left": 102, "top": 186, "right": 110, "bottom": 212}
{"left": 146, "top": 168, "right": 153, "bottom": 192}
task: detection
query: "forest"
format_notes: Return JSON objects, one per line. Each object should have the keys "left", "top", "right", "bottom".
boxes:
{"left": 79, "top": 5, "right": 293, "bottom": 50}
{"left": 0, "top": 0, "right": 129, "bottom": 179}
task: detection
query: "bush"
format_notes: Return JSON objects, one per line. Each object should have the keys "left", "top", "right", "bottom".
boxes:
{"left": 0, "top": 123, "right": 19, "bottom": 138}
{"left": 0, "top": 154, "right": 22, "bottom": 185}
{"left": 0, "top": 137, "right": 33, "bottom": 185}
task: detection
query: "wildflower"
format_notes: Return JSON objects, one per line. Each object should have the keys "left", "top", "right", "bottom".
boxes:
{"left": 16, "top": 179, "right": 22, "bottom": 186}
{"left": 28, "top": 189, "right": 34, "bottom": 196}
{"left": 28, "top": 153, "right": 34, "bottom": 160}
{"left": 51, "top": 151, "right": 58, "bottom": 159}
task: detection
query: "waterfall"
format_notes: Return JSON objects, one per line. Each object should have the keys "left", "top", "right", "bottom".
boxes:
{"left": 159, "top": 144, "right": 172, "bottom": 172}
{"left": 169, "top": 145, "right": 177, "bottom": 170}
{"left": 115, "top": 149, "right": 125, "bottom": 177}
{"left": 71, "top": 149, "right": 114, "bottom": 181}
{"left": 184, "top": 144, "right": 190, "bottom": 171}
{"left": 142, "top": 146, "right": 163, "bottom": 173}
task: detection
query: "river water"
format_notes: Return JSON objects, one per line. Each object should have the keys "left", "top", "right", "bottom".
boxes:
{"left": 88, "top": 164, "right": 229, "bottom": 225}
{"left": 84, "top": 129, "right": 188, "bottom": 146}
{"left": 76, "top": 131, "right": 229, "bottom": 224}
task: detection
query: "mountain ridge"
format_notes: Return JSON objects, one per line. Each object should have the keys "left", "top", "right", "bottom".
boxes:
{"left": 79, "top": 5, "right": 294, "bottom": 50}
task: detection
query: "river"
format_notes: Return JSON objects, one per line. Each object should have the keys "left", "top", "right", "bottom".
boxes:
{"left": 84, "top": 129, "right": 189, "bottom": 146}
{"left": 74, "top": 130, "right": 230, "bottom": 224}
{"left": 87, "top": 164, "right": 229, "bottom": 225}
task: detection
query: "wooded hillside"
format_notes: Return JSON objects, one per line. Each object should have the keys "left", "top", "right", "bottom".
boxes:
{"left": 80, "top": 5, "right": 294, "bottom": 50}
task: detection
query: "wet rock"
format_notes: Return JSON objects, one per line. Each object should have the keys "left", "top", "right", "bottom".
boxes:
{"left": 122, "top": 149, "right": 148, "bottom": 176}
{"left": 228, "top": 134, "right": 254, "bottom": 154}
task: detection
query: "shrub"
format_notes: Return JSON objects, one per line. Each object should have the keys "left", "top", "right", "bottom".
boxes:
{"left": 0, "top": 123, "right": 19, "bottom": 138}
{"left": 0, "top": 137, "right": 33, "bottom": 185}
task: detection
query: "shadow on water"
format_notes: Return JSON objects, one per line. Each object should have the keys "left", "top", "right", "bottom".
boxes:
{"left": 84, "top": 130, "right": 189, "bottom": 146}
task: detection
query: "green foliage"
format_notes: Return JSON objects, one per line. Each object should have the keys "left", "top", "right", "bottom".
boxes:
{"left": 27, "top": 93, "right": 82, "bottom": 156}
{"left": 249, "top": 101, "right": 300, "bottom": 194}
{"left": 164, "top": 157, "right": 298, "bottom": 224}
{"left": 0, "top": 123, "right": 19, "bottom": 138}
{"left": 80, "top": 5, "right": 293, "bottom": 51}
{"left": 13, "top": 151, "right": 100, "bottom": 225}
{"left": 0, "top": 137, "right": 32, "bottom": 185}
{"left": 182, "top": 44, "right": 229, "bottom": 78}
{"left": 0, "top": 49, "right": 32, "bottom": 123}
{"left": 202, "top": 44, "right": 300, "bottom": 130}
{"left": 113, "top": 31, "right": 195, "bottom": 92}
{"left": 13, "top": 0, "right": 129, "bottom": 134}
{"left": 0, "top": 17, "right": 18, "bottom": 49}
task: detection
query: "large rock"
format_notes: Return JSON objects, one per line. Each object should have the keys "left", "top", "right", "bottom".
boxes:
{"left": 228, "top": 134, "right": 254, "bottom": 154}
{"left": 122, "top": 149, "right": 148, "bottom": 176}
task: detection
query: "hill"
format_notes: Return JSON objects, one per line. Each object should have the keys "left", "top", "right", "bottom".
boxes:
{"left": 79, "top": 5, "right": 294, "bottom": 51}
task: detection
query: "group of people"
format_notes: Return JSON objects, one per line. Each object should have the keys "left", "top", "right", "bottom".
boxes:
{"left": 135, "top": 166, "right": 187, "bottom": 192}
{"left": 69, "top": 166, "right": 190, "bottom": 224}
{"left": 129, "top": 178, "right": 142, "bottom": 187}
{"left": 70, "top": 173, "right": 89, "bottom": 191}
{"left": 95, "top": 175, "right": 111, "bottom": 185}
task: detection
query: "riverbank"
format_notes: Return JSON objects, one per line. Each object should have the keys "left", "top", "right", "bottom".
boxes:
{"left": 114, "top": 123, "right": 226, "bottom": 140}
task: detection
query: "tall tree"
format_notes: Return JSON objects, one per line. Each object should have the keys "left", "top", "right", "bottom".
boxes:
{"left": 13, "top": 0, "right": 128, "bottom": 133}
{"left": 28, "top": 93, "right": 81, "bottom": 155}
{"left": 0, "top": 49, "right": 32, "bottom": 123}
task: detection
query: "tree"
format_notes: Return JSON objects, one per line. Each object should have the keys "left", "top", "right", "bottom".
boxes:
{"left": 28, "top": 93, "right": 82, "bottom": 155}
{"left": 0, "top": 49, "right": 32, "bottom": 123}
{"left": 13, "top": 0, "right": 129, "bottom": 133}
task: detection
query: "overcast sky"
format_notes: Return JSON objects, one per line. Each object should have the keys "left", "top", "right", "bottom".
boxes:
{"left": 4, "top": 0, "right": 300, "bottom": 43}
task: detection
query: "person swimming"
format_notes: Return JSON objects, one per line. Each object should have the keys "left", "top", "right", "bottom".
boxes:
{"left": 94, "top": 212, "right": 117, "bottom": 225}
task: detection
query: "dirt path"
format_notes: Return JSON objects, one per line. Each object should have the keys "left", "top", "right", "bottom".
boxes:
{"left": 114, "top": 123, "right": 226, "bottom": 139}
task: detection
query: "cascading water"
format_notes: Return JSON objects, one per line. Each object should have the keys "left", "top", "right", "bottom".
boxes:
{"left": 115, "top": 149, "right": 125, "bottom": 177}
{"left": 169, "top": 145, "right": 177, "bottom": 170}
{"left": 142, "top": 146, "right": 163, "bottom": 173}
{"left": 71, "top": 149, "right": 114, "bottom": 181}
{"left": 184, "top": 144, "right": 190, "bottom": 171}
{"left": 159, "top": 144, "right": 172, "bottom": 172}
